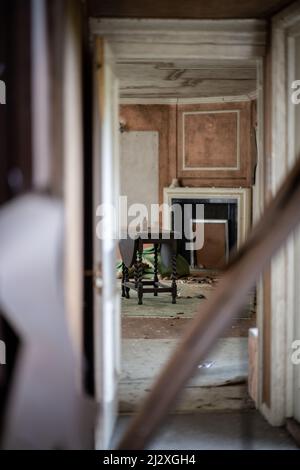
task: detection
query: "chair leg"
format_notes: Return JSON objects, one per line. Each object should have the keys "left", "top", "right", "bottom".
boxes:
{"left": 121, "top": 262, "right": 126, "bottom": 298}
{"left": 134, "top": 255, "right": 138, "bottom": 288}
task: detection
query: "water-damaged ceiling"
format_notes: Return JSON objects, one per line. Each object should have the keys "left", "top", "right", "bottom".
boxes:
{"left": 117, "top": 59, "right": 257, "bottom": 99}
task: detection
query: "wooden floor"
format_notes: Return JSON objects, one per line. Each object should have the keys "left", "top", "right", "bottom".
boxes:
{"left": 120, "top": 274, "right": 256, "bottom": 414}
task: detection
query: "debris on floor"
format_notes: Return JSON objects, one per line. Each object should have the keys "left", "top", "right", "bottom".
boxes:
{"left": 182, "top": 275, "right": 218, "bottom": 285}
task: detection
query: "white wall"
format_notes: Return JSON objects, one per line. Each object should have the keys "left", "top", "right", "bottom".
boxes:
{"left": 120, "top": 131, "right": 159, "bottom": 226}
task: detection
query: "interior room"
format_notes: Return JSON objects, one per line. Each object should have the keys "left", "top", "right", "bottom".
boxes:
{"left": 117, "top": 58, "right": 258, "bottom": 414}
{"left": 1, "top": 0, "right": 300, "bottom": 453}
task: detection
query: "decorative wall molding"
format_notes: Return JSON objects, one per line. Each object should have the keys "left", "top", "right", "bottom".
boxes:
{"left": 182, "top": 109, "right": 240, "bottom": 171}
{"left": 120, "top": 94, "right": 257, "bottom": 105}
{"left": 176, "top": 101, "right": 252, "bottom": 184}
{"left": 120, "top": 98, "right": 178, "bottom": 105}
{"left": 178, "top": 94, "right": 257, "bottom": 104}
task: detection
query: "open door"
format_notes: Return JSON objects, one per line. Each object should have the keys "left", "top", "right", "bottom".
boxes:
{"left": 287, "top": 19, "right": 300, "bottom": 424}
{"left": 93, "top": 37, "right": 121, "bottom": 449}
{"left": 269, "top": 3, "right": 300, "bottom": 428}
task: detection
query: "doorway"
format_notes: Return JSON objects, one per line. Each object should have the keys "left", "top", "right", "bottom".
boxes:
{"left": 90, "top": 18, "right": 266, "bottom": 448}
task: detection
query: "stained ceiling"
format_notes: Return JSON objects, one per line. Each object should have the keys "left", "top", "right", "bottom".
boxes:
{"left": 87, "top": 0, "right": 294, "bottom": 20}
{"left": 117, "top": 59, "right": 257, "bottom": 99}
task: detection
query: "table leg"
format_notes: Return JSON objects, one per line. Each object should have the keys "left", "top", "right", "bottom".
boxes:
{"left": 124, "top": 265, "right": 130, "bottom": 299}
{"left": 171, "top": 250, "right": 177, "bottom": 304}
{"left": 138, "top": 243, "right": 143, "bottom": 305}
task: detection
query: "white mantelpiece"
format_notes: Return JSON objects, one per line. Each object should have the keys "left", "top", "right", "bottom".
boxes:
{"left": 163, "top": 186, "right": 251, "bottom": 248}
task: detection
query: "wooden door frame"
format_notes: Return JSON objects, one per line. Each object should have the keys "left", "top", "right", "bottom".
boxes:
{"left": 263, "top": 0, "right": 300, "bottom": 426}
{"left": 90, "top": 16, "right": 269, "bottom": 423}
{"left": 92, "top": 37, "right": 121, "bottom": 449}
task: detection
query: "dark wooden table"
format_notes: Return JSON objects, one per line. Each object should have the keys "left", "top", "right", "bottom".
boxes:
{"left": 119, "top": 230, "right": 177, "bottom": 305}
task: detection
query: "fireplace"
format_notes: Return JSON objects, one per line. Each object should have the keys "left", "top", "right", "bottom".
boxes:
{"left": 163, "top": 187, "right": 251, "bottom": 270}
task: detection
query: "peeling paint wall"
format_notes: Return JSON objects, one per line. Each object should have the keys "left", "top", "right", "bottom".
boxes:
{"left": 120, "top": 102, "right": 254, "bottom": 208}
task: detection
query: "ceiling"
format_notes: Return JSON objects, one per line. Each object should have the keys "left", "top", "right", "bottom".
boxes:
{"left": 87, "top": 0, "right": 294, "bottom": 20}
{"left": 117, "top": 59, "right": 257, "bottom": 99}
